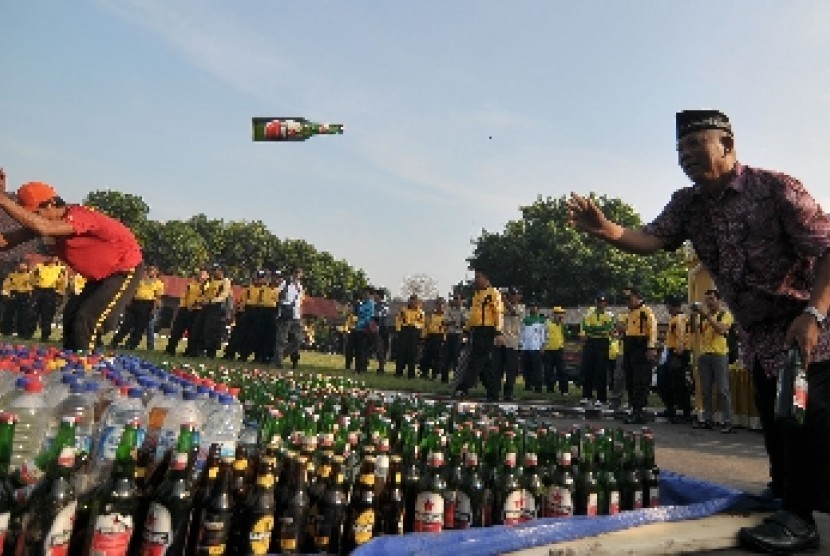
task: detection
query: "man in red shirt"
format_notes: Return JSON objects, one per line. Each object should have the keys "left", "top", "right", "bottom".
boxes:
{"left": 0, "top": 169, "right": 143, "bottom": 352}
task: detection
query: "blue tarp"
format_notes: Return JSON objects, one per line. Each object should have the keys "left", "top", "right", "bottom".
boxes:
{"left": 355, "top": 471, "right": 778, "bottom": 556}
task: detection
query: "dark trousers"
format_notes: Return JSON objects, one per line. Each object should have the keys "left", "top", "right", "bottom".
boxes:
{"left": 30, "top": 287, "right": 59, "bottom": 340}
{"left": 521, "top": 350, "right": 544, "bottom": 391}
{"left": 1, "top": 293, "right": 30, "bottom": 336}
{"left": 187, "top": 303, "right": 224, "bottom": 358}
{"left": 544, "top": 349, "right": 568, "bottom": 393}
{"left": 395, "top": 326, "right": 420, "bottom": 377}
{"left": 344, "top": 331, "right": 356, "bottom": 369}
{"left": 256, "top": 307, "right": 277, "bottom": 362}
{"left": 582, "top": 338, "right": 610, "bottom": 402}
{"left": 166, "top": 307, "right": 196, "bottom": 355}
{"left": 62, "top": 266, "right": 142, "bottom": 353}
{"left": 460, "top": 326, "right": 496, "bottom": 392}
{"left": 491, "top": 345, "right": 519, "bottom": 400}
{"left": 112, "top": 299, "right": 154, "bottom": 350}
{"left": 657, "top": 349, "right": 691, "bottom": 416}
{"left": 623, "top": 337, "right": 651, "bottom": 413}
{"left": 354, "top": 329, "right": 373, "bottom": 373}
{"left": 441, "top": 332, "right": 463, "bottom": 382}
{"left": 223, "top": 310, "right": 248, "bottom": 359}
{"left": 753, "top": 359, "right": 830, "bottom": 515}
{"left": 375, "top": 325, "right": 390, "bottom": 371}
{"left": 420, "top": 334, "right": 444, "bottom": 378}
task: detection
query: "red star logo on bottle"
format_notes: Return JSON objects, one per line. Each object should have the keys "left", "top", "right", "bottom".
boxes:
{"left": 424, "top": 499, "right": 434, "bottom": 511}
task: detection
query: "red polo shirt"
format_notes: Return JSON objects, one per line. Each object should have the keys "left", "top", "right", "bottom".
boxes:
{"left": 52, "top": 205, "right": 143, "bottom": 280}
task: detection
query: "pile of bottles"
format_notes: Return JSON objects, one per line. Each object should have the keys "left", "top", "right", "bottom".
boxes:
{"left": 0, "top": 343, "right": 661, "bottom": 555}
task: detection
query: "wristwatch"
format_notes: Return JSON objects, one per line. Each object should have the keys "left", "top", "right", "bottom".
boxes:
{"left": 803, "top": 305, "right": 827, "bottom": 328}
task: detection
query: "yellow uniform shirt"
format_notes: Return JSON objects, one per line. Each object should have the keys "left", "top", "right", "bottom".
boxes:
{"left": 180, "top": 280, "right": 204, "bottom": 309}
{"left": 134, "top": 277, "right": 165, "bottom": 302}
{"left": 66, "top": 274, "right": 86, "bottom": 296}
{"left": 624, "top": 304, "right": 658, "bottom": 349}
{"left": 543, "top": 320, "right": 565, "bottom": 351}
{"left": 581, "top": 308, "right": 616, "bottom": 339}
{"left": 343, "top": 314, "right": 357, "bottom": 332}
{"left": 423, "top": 312, "right": 446, "bottom": 337}
{"left": 242, "top": 285, "right": 262, "bottom": 308}
{"left": 2, "top": 271, "right": 32, "bottom": 295}
{"left": 201, "top": 278, "right": 232, "bottom": 305}
{"left": 396, "top": 307, "right": 425, "bottom": 331}
{"left": 259, "top": 285, "right": 278, "bottom": 308}
{"left": 609, "top": 337, "right": 621, "bottom": 360}
{"left": 700, "top": 310, "right": 733, "bottom": 355}
{"left": 30, "top": 263, "right": 65, "bottom": 290}
{"left": 466, "top": 287, "right": 503, "bottom": 330}
{"left": 664, "top": 313, "right": 690, "bottom": 351}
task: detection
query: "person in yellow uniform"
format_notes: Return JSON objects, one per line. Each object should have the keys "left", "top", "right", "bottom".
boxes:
{"left": 420, "top": 297, "right": 446, "bottom": 380}
{"left": 693, "top": 288, "right": 735, "bottom": 433}
{"left": 342, "top": 306, "right": 358, "bottom": 370}
{"left": 187, "top": 263, "right": 232, "bottom": 359}
{"left": 455, "top": 267, "right": 503, "bottom": 399}
{"left": 165, "top": 268, "right": 207, "bottom": 355}
{"left": 395, "top": 294, "right": 425, "bottom": 378}
{"left": 657, "top": 294, "right": 693, "bottom": 424}
{"left": 111, "top": 264, "right": 164, "bottom": 350}
{"left": 238, "top": 270, "right": 278, "bottom": 363}
{"left": 580, "top": 292, "right": 616, "bottom": 407}
{"left": 224, "top": 272, "right": 259, "bottom": 361}
{"left": 1, "top": 261, "right": 33, "bottom": 336}
{"left": 27, "top": 255, "right": 65, "bottom": 341}
{"left": 622, "top": 287, "right": 658, "bottom": 424}
{"left": 543, "top": 306, "right": 568, "bottom": 394}
{"left": 258, "top": 270, "right": 281, "bottom": 363}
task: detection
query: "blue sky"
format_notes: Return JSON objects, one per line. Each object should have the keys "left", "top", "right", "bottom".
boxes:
{"left": 3, "top": 1, "right": 830, "bottom": 297}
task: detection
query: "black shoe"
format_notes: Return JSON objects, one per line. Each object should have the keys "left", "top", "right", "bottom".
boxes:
{"left": 739, "top": 510, "right": 819, "bottom": 554}
{"left": 624, "top": 413, "right": 647, "bottom": 425}
{"left": 453, "top": 389, "right": 467, "bottom": 399}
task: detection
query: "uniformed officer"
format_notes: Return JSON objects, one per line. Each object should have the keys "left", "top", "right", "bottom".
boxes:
{"left": 622, "top": 288, "right": 658, "bottom": 424}
{"left": 342, "top": 306, "right": 358, "bottom": 370}
{"left": 1, "top": 261, "right": 32, "bottom": 337}
{"left": 257, "top": 270, "right": 281, "bottom": 363}
{"left": 543, "top": 306, "right": 568, "bottom": 394}
{"left": 455, "top": 268, "right": 503, "bottom": 399}
{"left": 166, "top": 268, "right": 207, "bottom": 355}
{"left": 187, "top": 264, "right": 232, "bottom": 358}
{"left": 420, "top": 297, "right": 446, "bottom": 380}
{"left": 692, "top": 288, "right": 735, "bottom": 433}
{"left": 395, "top": 294, "right": 425, "bottom": 378}
{"left": 223, "top": 273, "right": 255, "bottom": 361}
{"left": 580, "top": 292, "right": 616, "bottom": 407}
{"left": 111, "top": 264, "right": 165, "bottom": 350}
{"left": 28, "top": 255, "right": 66, "bottom": 341}
{"left": 440, "top": 293, "right": 469, "bottom": 383}
{"left": 658, "top": 294, "right": 693, "bottom": 423}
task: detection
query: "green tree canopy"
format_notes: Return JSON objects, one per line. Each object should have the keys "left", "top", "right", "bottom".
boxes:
{"left": 468, "top": 194, "right": 686, "bottom": 306}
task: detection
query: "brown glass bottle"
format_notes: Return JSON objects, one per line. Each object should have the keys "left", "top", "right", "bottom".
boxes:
{"left": 278, "top": 456, "right": 310, "bottom": 554}
{"left": 341, "top": 455, "right": 377, "bottom": 552}
{"left": 377, "top": 455, "right": 404, "bottom": 535}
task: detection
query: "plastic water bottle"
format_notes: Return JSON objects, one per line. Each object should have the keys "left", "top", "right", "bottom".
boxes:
{"left": 96, "top": 387, "right": 147, "bottom": 464}
{"left": 156, "top": 389, "right": 201, "bottom": 461}
{"left": 51, "top": 379, "right": 96, "bottom": 458}
{"left": 199, "top": 394, "right": 241, "bottom": 461}
{"left": 0, "top": 376, "right": 28, "bottom": 411}
{"left": 9, "top": 376, "right": 51, "bottom": 471}
{"left": 44, "top": 372, "right": 75, "bottom": 407}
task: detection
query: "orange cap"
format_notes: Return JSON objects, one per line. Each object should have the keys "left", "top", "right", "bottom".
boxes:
{"left": 17, "top": 181, "right": 57, "bottom": 211}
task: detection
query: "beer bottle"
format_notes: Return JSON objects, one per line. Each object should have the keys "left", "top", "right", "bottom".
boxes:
{"left": 194, "top": 456, "right": 233, "bottom": 554}
{"left": 342, "top": 455, "right": 377, "bottom": 552}
{"left": 0, "top": 413, "right": 15, "bottom": 553}
{"left": 640, "top": 428, "right": 660, "bottom": 508}
{"left": 232, "top": 461, "right": 275, "bottom": 556}
{"left": 457, "top": 446, "right": 485, "bottom": 528}
{"left": 186, "top": 443, "right": 222, "bottom": 553}
{"left": 85, "top": 418, "right": 141, "bottom": 555}
{"left": 278, "top": 456, "right": 310, "bottom": 554}
{"left": 139, "top": 424, "right": 195, "bottom": 555}
{"left": 413, "top": 449, "right": 446, "bottom": 533}
{"left": 494, "top": 435, "right": 532, "bottom": 526}
{"left": 313, "top": 455, "right": 347, "bottom": 554}
{"left": 401, "top": 437, "right": 422, "bottom": 533}
{"left": 597, "top": 435, "right": 620, "bottom": 516}
{"left": 377, "top": 455, "right": 404, "bottom": 535}
{"left": 549, "top": 446, "right": 575, "bottom": 518}
{"left": 20, "top": 444, "right": 77, "bottom": 555}
{"left": 522, "top": 431, "right": 543, "bottom": 520}
{"left": 231, "top": 445, "right": 250, "bottom": 506}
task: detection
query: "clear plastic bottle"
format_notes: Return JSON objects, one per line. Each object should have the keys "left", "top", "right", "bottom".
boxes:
{"left": 95, "top": 387, "right": 147, "bottom": 465}
{"left": 0, "top": 376, "right": 28, "bottom": 411}
{"left": 51, "top": 380, "right": 96, "bottom": 458}
{"left": 9, "top": 376, "right": 52, "bottom": 471}
{"left": 156, "top": 389, "right": 201, "bottom": 461}
{"left": 199, "top": 394, "right": 241, "bottom": 462}
{"left": 147, "top": 384, "right": 180, "bottom": 443}
{"left": 45, "top": 372, "right": 77, "bottom": 408}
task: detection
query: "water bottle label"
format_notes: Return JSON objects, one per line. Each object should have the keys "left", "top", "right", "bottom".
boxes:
{"left": 76, "top": 434, "right": 92, "bottom": 456}
{"left": 98, "top": 426, "right": 123, "bottom": 461}
{"left": 218, "top": 440, "right": 235, "bottom": 459}
{"left": 90, "top": 512, "right": 133, "bottom": 556}
{"left": 42, "top": 500, "right": 76, "bottom": 554}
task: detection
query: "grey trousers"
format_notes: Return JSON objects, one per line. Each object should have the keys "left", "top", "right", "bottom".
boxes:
{"left": 274, "top": 317, "right": 303, "bottom": 365}
{"left": 698, "top": 353, "right": 732, "bottom": 424}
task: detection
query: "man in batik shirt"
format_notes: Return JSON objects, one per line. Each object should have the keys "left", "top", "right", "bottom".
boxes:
{"left": 568, "top": 110, "right": 830, "bottom": 554}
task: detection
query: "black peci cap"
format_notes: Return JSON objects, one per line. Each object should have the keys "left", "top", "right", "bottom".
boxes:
{"left": 676, "top": 110, "right": 732, "bottom": 140}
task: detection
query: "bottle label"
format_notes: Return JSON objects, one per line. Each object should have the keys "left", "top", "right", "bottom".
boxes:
{"left": 586, "top": 492, "right": 598, "bottom": 516}
{"left": 248, "top": 516, "right": 274, "bottom": 556}
{"left": 375, "top": 454, "right": 390, "bottom": 480}
{"left": 454, "top": 492, "right": 472, "bottom": 529}
{"left": 352, "top": 509, "right": 375, "bottom": 545}
{"left": 43, "top": 501, "right": 76, "bottom": 555}
{"left": 648, "top": 487, "right": 660, "bottom": 508}
{"left": 413, "top": 492, "right": 444, "bottom": 532}
{"left": 633, "top": 490, "right": 643, "bottom": 510}
{"left": 140, "top": 502, "right": 173, "bottom": 555}
{"left": 609, "top": 490, "right": 620, "bottom": 515}
{"left": 90, "top": 512, "right": 134, "bottom": 556}
{"left": 552, "top": 487, "right": 573, "bottom": 517}
{"left": 197, "top": 512, "right": 231, "bottom": 552}
{"left": 503, "top": 489, "right": 536, "bottom": 525}
{"left": 0, "top": 510, "right": 9, "bottom": 552}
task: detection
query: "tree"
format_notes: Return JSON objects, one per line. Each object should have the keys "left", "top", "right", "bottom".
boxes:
{"left": 142, "top": 220, "right": 209, "bottom": 276}
{"left": 400, "top": 273, "right": 440, "bottom": 300}
{"left": 468, "top": 194, "right": 686, "bottom": 306}
{"left": 84, "top": 190, "right": 151, "bottom": 241}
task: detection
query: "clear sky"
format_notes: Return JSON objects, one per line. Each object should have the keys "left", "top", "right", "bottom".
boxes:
{"left": 3, "top": 1, "right": 829, "bottom": 297}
